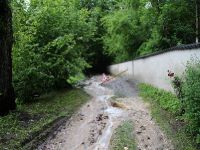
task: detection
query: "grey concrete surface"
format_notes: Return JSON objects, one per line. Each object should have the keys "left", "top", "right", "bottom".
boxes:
{"left": 108, "top": 48, "right": 200, "bottom": 91}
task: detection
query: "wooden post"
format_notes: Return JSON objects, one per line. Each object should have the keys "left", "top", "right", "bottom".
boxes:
{"left": 196, "top": 0, "right": 199, "bottom": 43}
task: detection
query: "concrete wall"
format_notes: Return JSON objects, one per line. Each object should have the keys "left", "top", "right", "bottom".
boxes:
{"left": 108, "top": 47, "right": 200, "bottom": 91}
{"left": 109, "top": 61, "right": 133, "bottom": 77}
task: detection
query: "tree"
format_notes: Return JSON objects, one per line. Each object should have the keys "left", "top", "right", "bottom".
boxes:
{"left": 78, "top": 0, "right": 116, "bottom": 73}
{"left": 12, "top": 0, "right": 97, "bottom": 100}
{"left": 0, "top": 0, "right": 16, "bottom": 116}
{"left": 102, "top": 0, "right": 145, "bottom": 63}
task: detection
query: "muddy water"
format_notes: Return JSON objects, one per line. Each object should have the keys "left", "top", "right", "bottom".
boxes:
{"left": 38, "top": 76, "right": 174, "bottom": 150}
{"left": 84, "top": 77, "right": 126, "bottom": 150}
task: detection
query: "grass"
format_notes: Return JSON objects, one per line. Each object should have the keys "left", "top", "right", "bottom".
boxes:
{"left": 138, "top": 83, "right": 197, "bottom": 150}
{"left": 0, "top": 89, "right": 90, "bottom": 150}
{"left": 109, "top": 120, "right": 136, "bottom": 150}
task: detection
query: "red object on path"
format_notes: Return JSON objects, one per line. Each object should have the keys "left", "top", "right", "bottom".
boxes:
{"left": 102, "top": 73, "right": 108, "bottom": 82}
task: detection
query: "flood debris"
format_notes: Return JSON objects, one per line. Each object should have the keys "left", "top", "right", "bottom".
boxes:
{"left": 124, "top": 147, "right": 129, "bottom": 150}
{"left": 96, "top": 114, "right": 103, "bottom": 121}
{"left": 136, "top": 131, "right": 142, "bottom": 134}
{"left": 110, "top": 101, "right": 127, "bottom": 109}
{"left": 96, "top": 114, "right": 109, "bottom": 122}
{"left": 102, "top": 73, "right": 109, "bottom": 83}
{"left": 140, "top": 125, "right": 146, "bottom": 131}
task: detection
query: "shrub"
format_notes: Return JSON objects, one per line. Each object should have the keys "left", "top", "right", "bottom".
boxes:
{"left": 182, "top": 60, "right": 200, "bottom": 143}
{"left": 12, "top": 0, "right": 94, "bottom": 102}
{"left": 139, "top": 83, "right": 198, "bottom": 149}
{"left": 169, "top": 59, "right": 200, "bottom": 144}
{"left": 172, "top": 76, "right": 183, "bottom": 99}
{"left": 171, "top": 75, "right": 185, "bottom": 115}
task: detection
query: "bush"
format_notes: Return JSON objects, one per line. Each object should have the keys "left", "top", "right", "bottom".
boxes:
{"left": 139, "top": 83, "right": 198, "bottom": 149}
{"left": 169, "top": 59, "right": 200, "bottom": 144}
{"left": 182, "top": 60, "right": 200, "bottom": 143}
{"left": 172, "top": 76, "right": 183, "bottom": 99}
{"left": 12, "top": 0, "right": 94, "bottom": 101}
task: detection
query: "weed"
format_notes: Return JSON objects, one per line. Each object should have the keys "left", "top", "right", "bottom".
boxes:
{"left": 110, "top": 120, "right": 136, "bottom": 150}
{"left": 0, "top": 89, "right": 90, "bottom": 150}
{"left": 138, "top": 84, "right": 198, "bottom": 150}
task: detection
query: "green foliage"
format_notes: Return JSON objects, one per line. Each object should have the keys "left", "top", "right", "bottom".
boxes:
{"left": 159, "top": 0, "right": 195, "bottom": 46}
{"left": 12, "top": 0, "right": 94, "bottom": 101}
{"left": 12, "top": 0, "right": 119, "bottom": 100}
{"left": 167, "top": 59, "right": 200, "bottom": 144}
{"left": 137, "top": 26, "right": 161, "bottom": 55}
{"left": 102, "top": 0, "right": 145, "bottom": 63}
{"left": 0, "top": 89, "right": 90, "bottom": 149}
{"left": 102, "top": 0, "right": 197, "bottom": 61}
{"left": 78, "top": 0, "right": 115, "bottom": 73}
{"left": 110, "top": 120, "right": 136, "bottom": 150}
{"left": 182, "top": 59, "right": 200, "bottom": 143}
{"left": 139, "top": 70, "right": 200, "bottom": 146}
{"left": 139, "top": 83, "right": 198, "bottom": 149}
{"left": 11, "top": 0, "right": 200, "bottom": 100}
{"left": 138, "top": 83, "right": 181, "bottom": 114}
{"left": 67, "top": 73, "right": 85, "bottom": 85}
{"left": 172, "top": 76, "right": 183, "bottom": 99}
{"left": 151, "top": 104, "right": 197, "bottom": 150}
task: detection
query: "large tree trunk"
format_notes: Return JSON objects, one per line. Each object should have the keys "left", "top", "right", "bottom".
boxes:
{"left": 0, "top": 0, "right": 16, "bottom": 116}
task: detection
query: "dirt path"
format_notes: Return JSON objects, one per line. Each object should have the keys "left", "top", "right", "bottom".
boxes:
{"left": 38, "top": 76, "right": 174, "bottom": 150}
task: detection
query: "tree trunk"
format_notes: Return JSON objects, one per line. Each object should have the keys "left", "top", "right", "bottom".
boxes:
{"left": 0, "top": 0, "right": 16, "bottom": 116}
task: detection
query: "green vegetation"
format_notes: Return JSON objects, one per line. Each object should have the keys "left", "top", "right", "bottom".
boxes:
{"left": 139, "top": 84, "right": 181, "bottom": 114}
{"left": 10, "top": 0, "right": 200, "bottom": 101}
{"left": 12, "top": 0, "right": 96, "bottom": 101}
{"left": 138, "top": 84, "right": 198, "bottom": 150}
{"left": 0, "top": 0, "right": 199, "bottom": 148}
{"left": 1, "top": 0, "right": 200, "bottom": 146}
{"left": 177, "top": 59, "right": 200, "bottom": 144}
{"left": 102, "top": 0, "right": 199, "bottom": 62}
{"left": 110, "top": 120, "right": 136, "bottom": 150}
{"left": 0, "top": 89, "right": 90, "bottom": 149}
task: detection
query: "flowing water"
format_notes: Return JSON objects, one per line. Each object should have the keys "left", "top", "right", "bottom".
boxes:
{"left": 84, "top": 78, "right": 125, "bottom": 150}
{"left": 38, "top": 76, "right": 174, "bottom": 150}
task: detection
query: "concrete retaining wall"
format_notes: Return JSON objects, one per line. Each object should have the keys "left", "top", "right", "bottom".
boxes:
{"left": 108, "top": 44, "right": 200, "bottom": 91}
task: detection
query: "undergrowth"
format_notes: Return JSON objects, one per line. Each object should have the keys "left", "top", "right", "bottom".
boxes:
{"left": 0, "top": 89, "right": 90, "bottom": 150}
{"left": 138, "top": 84, "right": 198, "bottom": 150}
{"left": 110, "top": 120, "right": 136, "bottom": 150}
